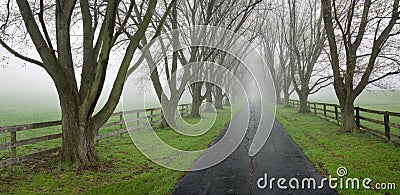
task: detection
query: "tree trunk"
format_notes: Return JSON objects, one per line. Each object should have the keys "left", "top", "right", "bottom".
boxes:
{"left": 190, "top": 82, "right": 203, "bottom": 117}
{"left": 276, "top": 89, "right": 282, "bottom": 105}
{"left": 159, "top": 101, "right": 178, "bottom": 128}
{"left": 160, "top": 115, "right": 167, "bottom": 128}
{"left": 60, "top": 105, "right": 98, "bottom": 164}
{"left": 214, "top": 86, "right": 224, "bottom": 109}
{"left": 224, "top": 95, "right": 230, "bottom": 106}
{"left": 298, "top": 92, "right": 309, "bottom": 114}
{"left": 276, "top": 93, "right": 283, "bottom": 104}
{"left": 274, "top": 80, "right": 282, "bottom": 104}
{"left": 282, "top": 61, "right": 291, "bottom": 108}
{"left": 340, "top": 101, "right": 358, "bottom": 132}
{"left": 204, "top": 83, "right": 214, "bottom": 112}
{"left": 190, "top": 96, "right": 202, "bottom": 117}
{"left": 283, "top": 89, "right": 290, "bottom": 108}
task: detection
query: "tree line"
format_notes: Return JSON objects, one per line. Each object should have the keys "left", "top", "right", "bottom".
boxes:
{"left": 261, "top": 0, "right": 399, "bottom": 133}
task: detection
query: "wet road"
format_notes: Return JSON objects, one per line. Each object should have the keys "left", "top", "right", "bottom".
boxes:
{"left": 171, "top": 106, "right": 337, "bottom": 195}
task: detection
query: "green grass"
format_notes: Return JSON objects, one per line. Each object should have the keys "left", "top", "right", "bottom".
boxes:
{"left": 276, "top": 106, "right": 400, "bottom": 195}
{"left": 0, "top": 106, "right": 238, "bottom": 194}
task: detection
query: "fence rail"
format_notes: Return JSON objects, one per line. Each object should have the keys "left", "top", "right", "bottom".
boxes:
{"left": 283, "top": 99, "right": 400, "bottom": 144}
{"left": 0, "top": 104, "right": 191, "bottom": 170}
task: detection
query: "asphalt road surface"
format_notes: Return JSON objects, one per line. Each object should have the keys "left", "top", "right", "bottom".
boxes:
{"left": 171, "top": 105, "right": 337, "bottom": 195}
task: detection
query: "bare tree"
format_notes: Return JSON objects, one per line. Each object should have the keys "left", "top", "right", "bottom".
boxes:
{"left": 288, "top": 0, "right": 331, "bottom": 113}
{"left": 187, "top": 0, "right": 263, "bottom": 117}
{"left": 273, "top": 0, "right": 295, "bottom": 108}
{"left": 141, "top": 0, "right": 264, "bottom": 118}
{"left": 0, "top": 0, "right": 172, "bottom": 164}
{"left": 257, "top": 1, "right": 291, "bottom": 106}
{"left": 321, "top": 0, "right": 400, "bottom": 132}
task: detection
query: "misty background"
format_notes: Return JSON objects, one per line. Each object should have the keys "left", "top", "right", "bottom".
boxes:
{"left": 0, "top": 48, "right": 198, "bottom": 126}
{"left": 1, "top": 47, "right": 399, "bottom": 127}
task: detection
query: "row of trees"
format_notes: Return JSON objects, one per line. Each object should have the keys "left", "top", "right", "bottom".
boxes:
{"left": 137, "top": 0, "right": 263, "bottom": 126}
{"left": 0, "top": 0, "right": 265, "bottom": 165}
{"left": 0, "top": 0, "right": 399, "bottom": 165}
{"left": 262, "top": 0, "right": 399, "bottom": 133}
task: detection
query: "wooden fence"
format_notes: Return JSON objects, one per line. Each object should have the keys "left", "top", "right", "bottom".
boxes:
{"left": 284, "top": 99, "right": 400, "bottom": 143}
{"left": 0, "top": 104, "right": 191, "bottom": 170}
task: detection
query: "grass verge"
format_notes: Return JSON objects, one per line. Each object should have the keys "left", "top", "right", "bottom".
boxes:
{"left": 276, "top": 105, "right": 399, "bottom": 195}
{"left": 0, "top": 106, "right": 238, "bottom": 194}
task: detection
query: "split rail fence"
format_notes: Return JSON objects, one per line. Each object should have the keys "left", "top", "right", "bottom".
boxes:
{"left": 0, "top": 104, "right": 191, "bottom": 170}
{"left": 284, "top": 99, "right": 400, "bottom": 143}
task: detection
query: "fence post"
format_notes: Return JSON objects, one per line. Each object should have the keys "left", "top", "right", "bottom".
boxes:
{"left": 384, "top": 111, "right": 390, "bottom": 141}
{"left": 334, "top": 105, "right": 339, "bottom": 124}
{"left": 137, "top": 112, "right": 140, "bottom": 128}
{"left": 314, "top": 103, "right": 317, "bottom": 115}
{"left": 150, "top": 110, "right": 153, "bottom": 125}
{"left": 11, "top": 131, "right": 16, "bottom": 172}
{"left": 355, "top": 107, "right": 360, "bottom": 128}
{"left": 120, "top": 111, "right": 123, "bottom": 138}
{"left": 323, "top": 104, "right": 327, "bottom": 119}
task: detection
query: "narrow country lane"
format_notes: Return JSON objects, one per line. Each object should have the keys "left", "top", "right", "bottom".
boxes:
{"left": 171, "top": 105, "right": 337, "bottom": 194}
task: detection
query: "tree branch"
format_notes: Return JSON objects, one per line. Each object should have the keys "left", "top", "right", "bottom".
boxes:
{"left": 39, "top": 0, "right": 54, "bottom": 50}
{"left": 0, "top": 38, "right": 44, "bottom": 67}
{"left": 368, "top": 70, "right": 400, "bottom": 84}
{"left": 92, "top": 0, "right": 158, "bottom": 129}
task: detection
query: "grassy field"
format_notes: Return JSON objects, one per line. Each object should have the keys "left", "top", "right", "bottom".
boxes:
{"left": 276, "top": 106, "right": 400, "bottom": 195}
{"left": 0, "top": 106, "right": 237, "bottom": 194}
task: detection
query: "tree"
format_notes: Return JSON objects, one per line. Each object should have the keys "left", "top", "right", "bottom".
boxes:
{"left": 257, "top": 1, "right": 290, "bottom": 106}
{"left": 0, "top": 0, "right": 171, "bottom": 164}
{"left": 288, "top": 0, "right": 331, "bottom": 113}
{"left": 186, "top": 0, "right": 263, "bottom": 117}
{"left": 321, "top": 0, "right": 400, "bottom": 132}
{"left": 139, "top": 0, "right": 263, "bottom": 119}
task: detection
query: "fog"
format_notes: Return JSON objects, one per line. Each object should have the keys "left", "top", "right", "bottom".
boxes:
{"left": 0, "top": 38, "right": 399, "bottom": 121}
{"left": 0, "top": 51, "right": 123, "bottom": 111}
{"left": 1, "top": 49, "right": 399, "bottom": 114}
{"left": 0, "top": 48, "right": 190, "bottom": 116}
